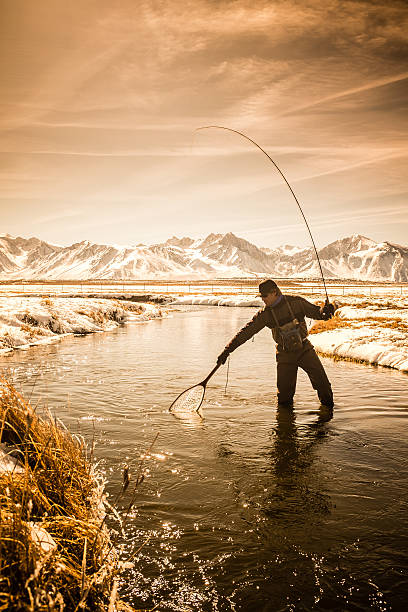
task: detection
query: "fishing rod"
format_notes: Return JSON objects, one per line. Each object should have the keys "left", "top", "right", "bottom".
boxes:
{"left": 195, "top": 125, "right": 330, "bottom": 303}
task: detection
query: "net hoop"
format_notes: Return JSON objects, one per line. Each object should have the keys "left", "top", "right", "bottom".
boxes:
{"left": 169, "top": 384, "right": 205, "bottom": 414}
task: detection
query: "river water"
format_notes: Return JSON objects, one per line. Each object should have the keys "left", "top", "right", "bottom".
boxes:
{"left": 2, "top": 306, "right": 408, "bottom": 611}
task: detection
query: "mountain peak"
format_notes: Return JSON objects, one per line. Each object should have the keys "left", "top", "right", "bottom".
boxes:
{"left": 165, "top": 236, "right": 194, "bottom": 248}
{"left": 0, "top": 232, "right": 406, "bottom": 281}
{"left": 320, "top": 234, "right": 377, "bottom": 256}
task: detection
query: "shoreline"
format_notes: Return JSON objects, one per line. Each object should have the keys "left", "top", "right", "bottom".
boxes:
{"left": 1, "top": 292, "right": 407, "bottom": 373}
{"left": 0, "top": 296, "right": 165, "bottom": 355}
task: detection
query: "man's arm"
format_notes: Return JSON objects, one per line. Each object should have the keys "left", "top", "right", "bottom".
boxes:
{"left": 297, "top": 297, "right": 335, "bottom": 321}
{"left": 217, "top": 310, "right": 267, "bottom": 364}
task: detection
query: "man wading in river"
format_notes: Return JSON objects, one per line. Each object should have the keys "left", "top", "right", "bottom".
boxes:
{"left": 217, "top": 279, "right": 335, "bottom": 408}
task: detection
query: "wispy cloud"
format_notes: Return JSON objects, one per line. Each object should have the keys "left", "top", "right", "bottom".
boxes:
{"left": 279, "top": 71, "right": 408, "bottom": 117}
{"left": 36, "top": 209, "right": 83, "bottom": 224}
{"left": 293, "top": 150, "right": 408, "bottom": 183}
{"left": 1, "top": 0, "right": 407, "bottom": 247}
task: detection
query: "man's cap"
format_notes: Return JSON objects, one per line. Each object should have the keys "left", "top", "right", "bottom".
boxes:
{"left": 257, "top": 279, "right": 279, "bottom": 297}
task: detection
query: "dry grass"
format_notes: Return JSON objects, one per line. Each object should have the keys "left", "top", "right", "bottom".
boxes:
{"left": 40, "top": 297, "right": 53, "bottom": 308}
{"left": 309, "top": 315, "right": 353, "bottom": 334}
{"left": 314, "top": 349, "right": 374, "bottom": 366}
{"left": 22, "top": 313, "right": 40, "bottom": 327}
{"left": 77, "top": 307, "right": 125, "bottom": 326}
{"left": 19, "top": 323, "right": 48, "bottom": 340}
{"left": 310, "top": 313, "right": 408, "bottom": 336}
{"left": 345, "top": 299, "right": 407, "bottom": 310}
{"left": 120, "top": 303, "right": 144, "bottom": 315}
{"left": 87, "top": 310, "right": 106, "bottom": 325}
{"left": 1, "top": 333, "right": 14, "bottom": 349}
{"left": 366, "top": 317, "right": 408, "bottom": 332}
{"left": 0, "top": 379, "right": 132, "bottom": 611}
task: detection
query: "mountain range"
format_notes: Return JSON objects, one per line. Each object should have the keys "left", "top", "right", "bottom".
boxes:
{"left": 0, "top": 232, "right": 407, "bottom": 281}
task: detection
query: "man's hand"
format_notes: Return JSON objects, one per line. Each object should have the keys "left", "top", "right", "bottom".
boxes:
{"left": 322, "top": 302, "right": 335, "bottom": 320}
{"left": 217, "top": 349, "right": 230, "bottom": 366}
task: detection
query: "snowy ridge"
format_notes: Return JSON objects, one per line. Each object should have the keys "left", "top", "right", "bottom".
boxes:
{"left": 0, "top": 232, "right": 407, "bottom": 281}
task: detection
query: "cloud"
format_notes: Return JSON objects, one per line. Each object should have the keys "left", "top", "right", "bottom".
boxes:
{"left": 279, "top": 71, "right": 408, "bottom": 118}
{"left": 1, "top": 0, "right": 407, "bottom": 247}
{"left": 36, "top": 209, "right": 83, "bottom": 224}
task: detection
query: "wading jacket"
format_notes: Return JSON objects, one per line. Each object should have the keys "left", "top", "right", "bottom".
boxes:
{"left": 225, "top": 294, "right": 329, "bottom": 354}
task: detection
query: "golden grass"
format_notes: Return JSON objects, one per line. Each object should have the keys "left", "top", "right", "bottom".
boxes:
{"left": 120, "top": 303, "right": 144, "bottom": 314}
{"left": 40, "top": 297, "right": 53, "bottom": 308}
{"left": 20, "top": 323, "right": 47, "bottom": 339}
{"left": 309, "top": 315, "right": 353, "bottom": 334}
{"left": 310, "top": 312, "right": 408, "bottom": 336}
{"left": 314, "top": 349, "right": 374, "bottom": 366}
{"left": 0, "top": 379, "right": 134, "bottom": 611}
{"left": 1, "top": 333, "right": 14, "bottom": 349}
{"left": 366, "top": 317, "right": 408, "bottom": 332}
{"left": 343, "top": 299, "right": 407, "bottom": 310}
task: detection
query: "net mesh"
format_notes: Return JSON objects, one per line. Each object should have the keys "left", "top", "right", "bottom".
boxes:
{"left": 170, "top": 385, "right": 205, "bottom": 413}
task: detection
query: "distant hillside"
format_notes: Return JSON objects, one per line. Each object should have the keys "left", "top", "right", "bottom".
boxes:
{"left": 0, "top": 232, "right": 407, "bottom": 281}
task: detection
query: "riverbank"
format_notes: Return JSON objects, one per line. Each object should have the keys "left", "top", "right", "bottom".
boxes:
{"left": 171, "top": 294, "right": 408, "bottom": 373}
{"left": 309, "top": 299, "right": 408, "bottom": 372}
{"left": 0, "top": 378, "right": 134, "bottom": 611}
{"left": 0, "top": 296, "right": 164, "bottom": 354}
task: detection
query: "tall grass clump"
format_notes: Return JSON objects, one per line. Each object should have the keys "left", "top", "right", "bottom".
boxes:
{"left": 0, "top": 378, "right": 131, "bottom": 611}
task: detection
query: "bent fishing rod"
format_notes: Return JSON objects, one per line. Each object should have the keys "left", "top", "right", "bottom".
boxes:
{"left": 194, "top": 125, "right": 330, "bottom": 303}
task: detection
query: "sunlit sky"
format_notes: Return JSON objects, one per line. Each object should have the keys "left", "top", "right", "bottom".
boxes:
{"left": 1, "top": 0, "right": 407, "bottom": 249}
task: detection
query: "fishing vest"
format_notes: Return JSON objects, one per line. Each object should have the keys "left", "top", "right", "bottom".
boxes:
{"left": 268, "top": 297, "right": 306, "bottom": 352}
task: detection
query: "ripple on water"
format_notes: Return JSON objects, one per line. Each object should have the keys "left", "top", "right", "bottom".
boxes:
{"left": 2, "top": 307, "right": 408, "bottom": 610}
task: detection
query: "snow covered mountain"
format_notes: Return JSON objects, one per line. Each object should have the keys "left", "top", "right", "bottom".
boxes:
{"left": 0, "top": 232, "right": 407, "bottom": 281}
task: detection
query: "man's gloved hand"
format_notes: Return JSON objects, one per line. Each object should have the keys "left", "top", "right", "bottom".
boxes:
{"left": 322, "top": 302, "right": 335, "bottom": 320}
{"left": 217, "top": 349, "right": 230, "bottom": 366}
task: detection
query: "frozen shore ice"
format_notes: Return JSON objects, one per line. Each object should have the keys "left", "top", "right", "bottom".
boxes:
{"left": 0, "top": 297, "right": 163, "bottom": 354}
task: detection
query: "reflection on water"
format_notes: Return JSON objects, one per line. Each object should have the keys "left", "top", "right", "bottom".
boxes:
{"left": 2, "top": 306, "right": 408, "bottom": 610}
{"left": 170, "top": 406, "right": 204, "bottom": 429}
{"left": 265, "top": 404, "right": 333, "bottom": 522}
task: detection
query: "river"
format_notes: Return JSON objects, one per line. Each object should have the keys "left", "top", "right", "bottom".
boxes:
{"left": 2, "top": 306, "right": 408, "bottom": 611}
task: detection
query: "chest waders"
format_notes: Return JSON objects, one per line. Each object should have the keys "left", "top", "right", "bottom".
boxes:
{"left": 269, "top": 299, "right": 334, "bottom": 408}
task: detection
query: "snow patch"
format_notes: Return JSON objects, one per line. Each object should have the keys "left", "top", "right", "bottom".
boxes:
{"left": 0, "top": 297, "right": 164, "bottom": 353}
{"left": 171, "top": 295, "right": 263, "bottom": 307}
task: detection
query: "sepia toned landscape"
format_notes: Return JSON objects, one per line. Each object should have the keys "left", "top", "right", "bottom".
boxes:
{"left": 1, "top": 0, "right": 408, "bottom": 610}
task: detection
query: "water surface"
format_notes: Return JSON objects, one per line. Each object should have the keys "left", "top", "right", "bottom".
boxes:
{"left": 3, "top": 306, "right": 408, "bottom": 611}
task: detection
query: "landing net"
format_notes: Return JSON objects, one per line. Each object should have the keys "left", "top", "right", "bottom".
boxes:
{"left": 169, "top": 385, "right": 205, "bottom": 414}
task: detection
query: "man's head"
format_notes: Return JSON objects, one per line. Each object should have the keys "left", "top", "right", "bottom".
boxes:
{"left": 258, "top": 279, "right": 281, "bottom": 306}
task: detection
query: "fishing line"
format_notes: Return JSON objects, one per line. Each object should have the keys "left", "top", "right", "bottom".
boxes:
{"left": 194, "top": 125, "right": 330, "bottom": 303}
{"left": 224, "top": 355, "right": 230, "bottom": 396}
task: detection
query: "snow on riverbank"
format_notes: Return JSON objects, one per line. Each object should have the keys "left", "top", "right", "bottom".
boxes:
{"left": 171, "top": 294, "right": 408, "bottom": 309}
{"left": 172, "top": 293, "right": 408, "bottom": 373}
{"left": 310, "top": 301, "right": 408, "bottom": 372}
{"left": 171, "top": 295, "right": 262, "bottom": 307}
{"left": 0, "top": 297, "right": 163, "bottom": 354}
{"left": 309, "top": 325, "right": 408, "bottom": 372}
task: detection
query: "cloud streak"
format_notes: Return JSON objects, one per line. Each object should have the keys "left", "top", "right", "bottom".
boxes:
{"left": 0, "top": 0, "right": 407, "bottom": 247}
{"left": 279, "top": 71, "right": 408, "bottom": 117}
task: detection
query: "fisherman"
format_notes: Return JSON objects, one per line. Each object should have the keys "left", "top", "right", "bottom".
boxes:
{"left": 217, "top": 279, "right": 336, "bottom": 408}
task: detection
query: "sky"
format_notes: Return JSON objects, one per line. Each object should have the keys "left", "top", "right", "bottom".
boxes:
{"left": 1, "top": 0, "right": 407, "bottom": 249}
